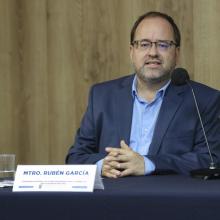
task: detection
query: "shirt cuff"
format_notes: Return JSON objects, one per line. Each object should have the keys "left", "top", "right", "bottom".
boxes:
{"left": 96, "top": 159, "right": 104, "bottom": 176}
{"left": 143, "top": 156, "right": 155, "bottom": 175}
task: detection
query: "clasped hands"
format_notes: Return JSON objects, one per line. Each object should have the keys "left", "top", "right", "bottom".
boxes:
{"left": 102, "top": 140, "right": 145, "bottom": 178}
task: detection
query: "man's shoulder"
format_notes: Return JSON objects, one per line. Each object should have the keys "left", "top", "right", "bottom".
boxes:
{"left": 180, "top": 81, "right": 220, "bottom": 109}
{"left": 170, "top": 80, "right": 220, "bottom": 95}
{"left": 92, "top": 74, "right": 135, "bottom": 90}
{"left": 190, "top": 80, "right": 220, "bottom": 96}
{"left": 167, "top": 80, "right": 220, "bottom": 108}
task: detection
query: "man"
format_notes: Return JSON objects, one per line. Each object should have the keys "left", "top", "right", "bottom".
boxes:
{"left": 66, "top": 11, "right": 220, "bottom": 178}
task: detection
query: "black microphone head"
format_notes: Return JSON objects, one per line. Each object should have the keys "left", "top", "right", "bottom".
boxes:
{"left": 171, "top": 68, "right": 190, "bottom": 86}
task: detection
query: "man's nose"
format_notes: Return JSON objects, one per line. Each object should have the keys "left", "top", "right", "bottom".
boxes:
{"left": 148, "top": 43, "right": 158, "bottom": 56}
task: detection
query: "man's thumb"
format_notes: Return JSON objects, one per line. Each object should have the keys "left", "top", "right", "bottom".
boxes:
{"left": 120, "top": 140, "right": 128, "bottom": 148}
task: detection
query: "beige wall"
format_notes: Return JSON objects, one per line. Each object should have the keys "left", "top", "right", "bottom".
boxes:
{"left": 0, "top": 0, "right": 219, "bottom": 165}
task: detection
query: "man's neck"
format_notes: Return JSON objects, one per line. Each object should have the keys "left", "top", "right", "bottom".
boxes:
{"left": 136, "top": 77, "right": 169, "bottom": 102}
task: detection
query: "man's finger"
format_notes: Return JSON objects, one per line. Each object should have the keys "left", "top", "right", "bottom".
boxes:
{"left": 102, "top": 171, "right": 118, "bottom": 178}
{"left": 102, "top": 166, "right": 121, "bottom": 178}
{"left": 107, "top": 151, "right": 120, "bottom": 157}
{"left": 116, "top": 155, "right": 128, "bottom": 162}
{"left": 117, "top": 162, "right": 129, "bottom": 170}
{"left": 108, "top": 161, "right": 121, "bottom": 169}
{"left": 120, "top": 140, "right": 130, "bottom": 149}
{"left": 102, "top": 163, "right": 111, "bottom": 169}
{"left": 105, "top": 155, "right": 118, "bottom": 162}
{"left": 119, "top": 168, "right": 132, "bottom": 177}
{"left": 105, "top": 147, "right": 125, "bottom": 155}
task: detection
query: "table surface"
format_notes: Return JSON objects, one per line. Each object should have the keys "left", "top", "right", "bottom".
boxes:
{"left": 1, "top": 174, "right": 220, "bottom": 220}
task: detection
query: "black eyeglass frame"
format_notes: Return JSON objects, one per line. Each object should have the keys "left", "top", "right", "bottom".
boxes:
{"left": 131, "top": 39, "right": 178, "bottom": 50}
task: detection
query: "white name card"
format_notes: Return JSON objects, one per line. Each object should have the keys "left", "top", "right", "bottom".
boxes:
{"left": 12, "top": 165, "right": 104, "bottom": 192}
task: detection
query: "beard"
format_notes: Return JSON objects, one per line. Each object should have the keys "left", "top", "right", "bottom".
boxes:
{"left": 135, "top": 62, "right": 176, "bottom": 85}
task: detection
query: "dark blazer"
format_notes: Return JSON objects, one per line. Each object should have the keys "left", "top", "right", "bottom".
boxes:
{"left": 66, "top": 74, "right": 220, "bottom": 175}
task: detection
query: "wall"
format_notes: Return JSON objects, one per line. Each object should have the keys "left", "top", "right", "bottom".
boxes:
{"left": 0, "top": 0, "right": 219, "bottom": 165}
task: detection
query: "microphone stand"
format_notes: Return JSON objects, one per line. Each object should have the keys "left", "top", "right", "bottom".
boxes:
{"left": 188, "top": 82, "right": 220, "bottom": 180}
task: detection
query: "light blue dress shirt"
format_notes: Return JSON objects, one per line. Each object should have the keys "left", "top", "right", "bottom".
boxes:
{"left": 97, "top": 75, "right": 170, "bottom": 175}
{"left": 130, "top": 76, "right": 170, "bottom": 174}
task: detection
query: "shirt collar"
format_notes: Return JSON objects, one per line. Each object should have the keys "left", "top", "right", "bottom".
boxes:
{"left": 132, "top": 75, "right": 170, "bottom": 100}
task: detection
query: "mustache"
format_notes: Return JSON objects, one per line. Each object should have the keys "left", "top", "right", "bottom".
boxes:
{"left": 144, "top": 58, "right": 163, "bottom": 65}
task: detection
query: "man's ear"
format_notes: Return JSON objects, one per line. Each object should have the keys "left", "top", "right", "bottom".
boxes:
{"left": 130, "top": 45, "right": 134, "bottom": 63}
{"left": 175, "top": 47, "right": 180, "bottom": 65}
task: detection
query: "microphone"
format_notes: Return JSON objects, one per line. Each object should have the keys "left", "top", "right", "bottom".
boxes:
{"left": 171, "top": 68, "right": 220, "bottom": 180}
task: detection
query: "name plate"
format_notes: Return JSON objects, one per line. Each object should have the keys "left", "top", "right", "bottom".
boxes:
{"left": 12, "top": 165, "right": 104, "bottom": 192}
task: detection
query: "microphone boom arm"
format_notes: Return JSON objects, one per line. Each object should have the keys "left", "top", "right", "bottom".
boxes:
{"left": 187, "top": 81, "right": 216, "bottom": 170}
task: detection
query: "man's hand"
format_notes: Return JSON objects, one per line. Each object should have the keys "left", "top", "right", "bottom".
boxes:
{"left": 102, "top": 140, "right": 145, "bottom": 178}
{"left": 102, "top": 150, "right": 121, "bottom": 178}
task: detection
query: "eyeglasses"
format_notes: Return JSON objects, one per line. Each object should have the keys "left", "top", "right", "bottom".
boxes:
{"left": 132, "top": 39, "right": 177, "bottom": 52}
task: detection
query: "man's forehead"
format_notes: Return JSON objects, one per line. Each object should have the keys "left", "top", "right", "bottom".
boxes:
{"left": 135, "top": 17, "right": 175, "bottom": 40}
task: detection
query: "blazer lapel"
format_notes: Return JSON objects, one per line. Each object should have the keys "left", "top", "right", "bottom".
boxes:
{"left": 115, "top": 75, "right": 134, "bottom": 145}
{"left": 148, "top": 84, "right": 185, "bottom": 155}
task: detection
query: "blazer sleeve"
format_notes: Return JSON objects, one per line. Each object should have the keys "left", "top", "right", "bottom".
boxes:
{"left": 65, "top": 85, "right": 107, "bottom": 164}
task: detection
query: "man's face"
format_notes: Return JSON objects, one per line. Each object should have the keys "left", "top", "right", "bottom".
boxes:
{"left": 130, "top": 17, "right": 180, "bottom": 85}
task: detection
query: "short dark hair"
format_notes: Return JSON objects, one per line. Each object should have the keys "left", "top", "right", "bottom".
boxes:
{"left": 130, "top": 11, "right": 181, "bottom": 47}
